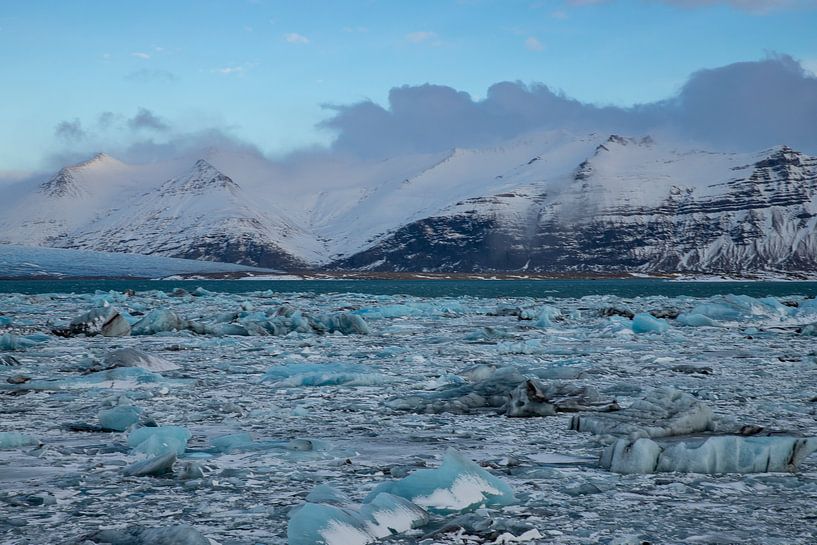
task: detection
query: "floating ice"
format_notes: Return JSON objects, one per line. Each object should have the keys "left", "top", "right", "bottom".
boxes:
{"left": 366, "top": 448, "right": 515, "bottom": 514}
{"left": 0, "top": 332, "right": 47, "bottom": 351}
{"left": 209, "top": 432, "right": 255, "bottom": 453}
{"left": 676, "top": 313, "right": 720, "bottom": 327}
{"left": 122, "top": 451, "right": 177, "bottom": 477}
{"left": 262, "top": 363, "right": 387, "bottom": 388}
{"left": 288, "top": 486, "right": 428, "bottom": 545}
{"left": 631, "top": 313, "right": 669, "bottom": 334}
{"left": 131, "top": 309, "right": 205, "bottom": 336}
{"left": 52, "top": 305, "right": 131, "bottom": 337}
{"left": 89, "top": 524, "right": 208, "bottom": 544}
{"left": 0, "top": 431, "right": 40, "bottom": 449}
{"left": 506, "top": 379, "right": 619, "bottom": 417}
{"left": 570, "top": 387, "right": 714, "bottom": 438}
{"left": 128, "top": 426, "right": 191, "bottom": 456}
{"left": 0, "top": 354, "right": 21, "bottom": 366}
{"left": 103, "top": 348, "right": 179, "bottom": 372}
{"left": 98, "top": 405, "right": 142, "bottom": 432}
{"left": 601, "top": 435, "right": 817, "bottom": 474}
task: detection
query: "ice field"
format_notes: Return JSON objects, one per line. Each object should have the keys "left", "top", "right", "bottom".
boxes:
{"left": 1, "top": 284, "right": 817, "bottom": 544}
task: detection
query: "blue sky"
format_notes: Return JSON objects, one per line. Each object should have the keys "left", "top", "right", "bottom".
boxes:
{"left": 1, "top": 0, "right": 816, "bottom": 172}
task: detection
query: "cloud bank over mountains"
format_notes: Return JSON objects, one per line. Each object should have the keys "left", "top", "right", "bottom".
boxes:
{"left": 323, "top": 54, "right": 817, "bottom": 157}
{"left": 36, "top": 54, "right": 817, "bottom": 175}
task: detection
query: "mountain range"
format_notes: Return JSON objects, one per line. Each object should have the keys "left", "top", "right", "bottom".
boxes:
{"left": 1, "top": 131, "right": 815, "bottom": 274}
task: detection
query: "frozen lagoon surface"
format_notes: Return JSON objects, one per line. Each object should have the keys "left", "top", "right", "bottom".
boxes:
{"left": 0, "top": 280, "right": 816, "bottom": 544}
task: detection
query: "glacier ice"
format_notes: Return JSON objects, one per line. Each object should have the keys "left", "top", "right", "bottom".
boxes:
{"left": 128, "top": 426, "right": 191, "bottom": 456}
{"left": 676, "top": 313, "right": 720, "bottom": 327}
{"left": 570, "top": 387, "right": 714, "bottom": 438}
{"left": 131, "top": 309, "right": 205, "bottom": 336}
{"left": 0, "top": 332, "right": 48, "bottom": 351}
{"left": 601, "top": 435, "right": 817, "bottom": 474}
{"left": 366, "top": 448, "right": 515, "bottom": 514}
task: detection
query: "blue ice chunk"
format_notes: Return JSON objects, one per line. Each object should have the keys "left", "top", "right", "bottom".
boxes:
{"left": 689, "top": 302, "right": 742, "bottom": 322}
{"left": 288, "top": 490, "right": 428, "bottom": 545}
{"left": 98, "top": 405, "right": 142, "bottom": 431}
{"left": 676, "top": 313, "right": 720, "bottom": 327}
{"left": 519, "top": 305, "right": 562, "bottom": 327}
{"left": 262, "top": 363, "right": 387, "bottom": 387}
{"left": 128, "top": 426, "right": 191, "bottom": 456}
{"left": 0, "top": 432, "right": 40, "bottom": 449}
{"left": 631, "top": 313, "right": 669, "bottom": 334}
{"left": 0, "top": 316, "right": 12, "bottom": 327}
{"left": 311, "top": 313, "right": 370, "bottom": 335}
{"left": 366, "top": 448, "right": 515, "bottom": 514}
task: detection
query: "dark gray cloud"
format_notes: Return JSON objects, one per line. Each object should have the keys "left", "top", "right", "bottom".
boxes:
{"left": 54, "top": 118, "right": 86, "bottom": 142}
{"left": 320, "top": 55, "right": 817, "bottom": 156}
{"left": 124, "top": 69, "right": 178, "bottom": 84}
{"left": 127, "top": 108, "right": 170, "bottom": 132}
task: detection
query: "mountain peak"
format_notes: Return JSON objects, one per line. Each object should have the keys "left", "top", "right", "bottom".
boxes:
{"left": 161, "top": 160, "right": 241, "bottom": 196}
{"left": 39, "top": 167, "right": 85, "bottom": 199}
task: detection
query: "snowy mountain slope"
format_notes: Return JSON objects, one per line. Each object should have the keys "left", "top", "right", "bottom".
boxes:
{"left": 2, "top": 132, "right": 816, "bottom": 273}
{"left": 58, "top": 160, "right": 313, "bottom": 270}
{"left": 333, "top": 137, "right": 817, "bottom": 273}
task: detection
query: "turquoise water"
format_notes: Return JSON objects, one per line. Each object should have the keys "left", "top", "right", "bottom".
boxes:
{"left": 0, "top": 279, "right": 816, "bottom": 298}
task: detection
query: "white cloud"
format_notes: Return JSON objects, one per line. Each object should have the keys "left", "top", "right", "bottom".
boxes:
{"left": 214, "top": 66, "right": 245, "bottom": 75}
{"left": 406, "top": 31, "right": 437, "bottom": 44}
{"left": 802, "top": 58, "right": 817, "bottom": 76}
{"left": 284, "top": 32, "right": 310, "bottom": 44}
{"left": 525, "top": 37, "right": 544, "bottom": 51}
{"left": 131, "top": 52, "right": 150, "bottom": 60}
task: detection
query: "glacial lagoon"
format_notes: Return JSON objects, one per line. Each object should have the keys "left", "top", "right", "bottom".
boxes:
{"left": 1, "top": 281, "right": 816, "bottom": 544}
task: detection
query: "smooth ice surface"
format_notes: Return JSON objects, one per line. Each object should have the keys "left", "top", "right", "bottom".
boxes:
{"left": 631, "top": 313, "right": 670, "bottom": 334}
{"left": 602, "top": 435, "right": 817, "bottom": 474}
{"left": 98, "top": 405, "right": 143, "bottom": 432}
{"left": 367, "top": 448, "right": 515, "bottom": 514}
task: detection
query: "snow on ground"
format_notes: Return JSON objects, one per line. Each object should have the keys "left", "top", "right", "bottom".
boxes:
{"left": 0, "top": 285, "right": 816, "bottom": 544}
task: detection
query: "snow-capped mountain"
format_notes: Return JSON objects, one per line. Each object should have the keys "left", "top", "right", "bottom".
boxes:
{"left": 2, "top": 132, "right": 816, "bottom": 273}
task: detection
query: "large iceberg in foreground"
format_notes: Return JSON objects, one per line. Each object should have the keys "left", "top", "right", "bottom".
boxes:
{"left": 365, "top": 449, "right": 515, "bottom": 514}
{"left": 570, "top": 387, "right": 714, "bottom": 438}
{"left": 52, "top": 305, "right": 131, "bottom": 337}
{"left": 288, "top": 489, "right": 428, "bottom": 545}
{"left": 601, "top": 435, "right": 817, "bottom": 474}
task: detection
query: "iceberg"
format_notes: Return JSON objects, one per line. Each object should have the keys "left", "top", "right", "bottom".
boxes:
{"left": 601, "top": 435, "right": 817, "bottom": 474}
{"left": 570, "top": 387, "right": 714, "bottom": 438}
{"left": 288, "top": 486, "right": 428, "bottom": 545}
{"left": 366, "top": 448, "right": 515, "bottom": 514}
{"left": 128, "top": 426, "right": 191, "bottom": 456}
{"left": 631, "top": 313, "right": 669, "bottom": 334}
{"left": 676, "top": 313, "right": 720, "bottom": 327}
{"left": 131, "top": 309, "right": 205, "bottom": 336}
{"left": 0, "top": 332, "right": 47, "bottom": 351}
